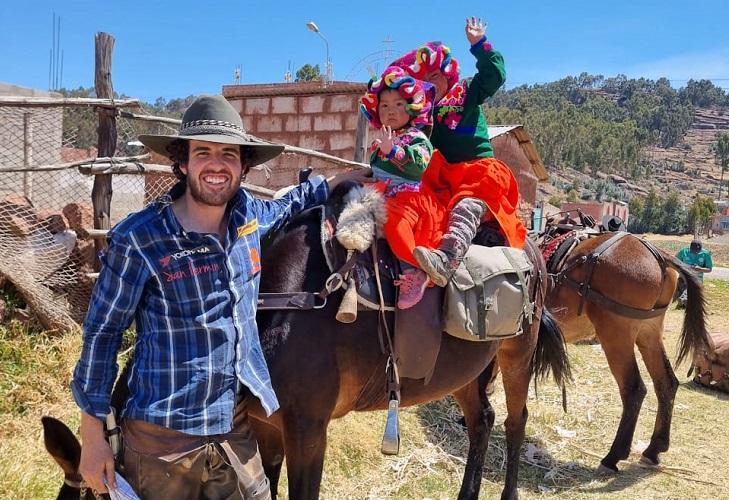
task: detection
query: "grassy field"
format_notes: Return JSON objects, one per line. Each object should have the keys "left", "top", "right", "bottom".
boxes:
{"left": 644, "top": 233, "right": 729, "bottom": 267}
{"left": 1, "top": 244, "right": 727, "bottom": 499}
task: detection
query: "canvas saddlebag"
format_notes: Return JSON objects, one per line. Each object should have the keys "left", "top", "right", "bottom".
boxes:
{"left": 692, "top": 332, "right": 729, "bottom": 393}
{"left": 443, "top": 245, "right": 534, "bottom": 341}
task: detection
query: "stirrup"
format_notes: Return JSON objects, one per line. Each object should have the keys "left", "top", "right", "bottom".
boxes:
{"left": 381, "top": 397, "right": 400, "bottom": 455}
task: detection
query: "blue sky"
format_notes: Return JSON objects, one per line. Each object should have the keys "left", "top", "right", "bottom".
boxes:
{"left": 2, "top": 1, "right": 728, "bottom": 103}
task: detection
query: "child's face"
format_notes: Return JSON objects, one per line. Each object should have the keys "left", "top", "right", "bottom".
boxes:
{"left": 377, "top": 88, "right": 410, "bottom": 130}
{"left": 425, "top": 70, "right": 449, "bottom": 101}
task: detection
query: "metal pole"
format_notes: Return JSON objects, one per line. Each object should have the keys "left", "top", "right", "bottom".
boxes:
{"left": 307, "top": 21, "right": 331, "bottom": 87}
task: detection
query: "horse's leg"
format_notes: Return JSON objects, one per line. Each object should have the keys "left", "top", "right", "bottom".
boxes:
{"left": 497, "top": 332, "right": 537, "bottom": 500}
{"left": 249, "top": 418, "right": 285, "bottom": 499}
{"left": 635, "top": 316, "right": 678, "bottom": 466}
{"left": 452, "top": 362, "right": 498, "bottom": 500}
{"left": 594, "top": 319, "right": 647, "bottom": 473}
{"left": 281, "top": 414, "right": 330, "bottom": 500}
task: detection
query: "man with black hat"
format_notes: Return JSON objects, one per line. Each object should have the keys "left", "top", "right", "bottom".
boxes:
{"left": 675, "top": 238, "right": 713, "bottom": 308}
{"left": 71, "top": 94, "right": 372, "bottom": 499}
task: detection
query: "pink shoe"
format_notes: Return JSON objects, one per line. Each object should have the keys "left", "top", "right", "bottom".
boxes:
{"left": 394, "top": 269, "right": 429, "bottom": 309}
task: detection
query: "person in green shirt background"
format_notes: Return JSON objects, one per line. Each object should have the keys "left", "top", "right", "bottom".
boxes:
{"left": 675, "top": 238, "right": 712, "bottom": 308}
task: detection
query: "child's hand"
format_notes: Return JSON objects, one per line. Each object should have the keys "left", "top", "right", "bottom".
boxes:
{"left": 375, "top": 126, "right": 395, "bottom": 155}
{"left": 465, "top": 16, "right": 487, "bottom": 45}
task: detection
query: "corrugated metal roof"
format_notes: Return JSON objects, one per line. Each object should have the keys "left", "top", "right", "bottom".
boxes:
{"left": 488, "top": 125, "right": 549, "bottom": 182}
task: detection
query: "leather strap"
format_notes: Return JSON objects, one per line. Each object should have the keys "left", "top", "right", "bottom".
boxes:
{"left": 556, "top": 232, "right": 669, "bottom": 319}
{"left": 257, "top": 250, "right": 359, "bottom": 310}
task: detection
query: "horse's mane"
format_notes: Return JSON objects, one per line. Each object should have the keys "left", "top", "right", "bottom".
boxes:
{"left": 260, "top": 181, "right": 366, "bottom": 289}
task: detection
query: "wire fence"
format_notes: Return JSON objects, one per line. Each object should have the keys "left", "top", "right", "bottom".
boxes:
{"left": 0, "top": 102, "right": 177, "bottom": 329}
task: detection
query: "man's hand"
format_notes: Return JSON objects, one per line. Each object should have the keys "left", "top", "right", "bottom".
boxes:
{"left": 78, "top": 411, "right": 117, "bottom": 494}
{"left": 465, "top": 16, "right": 487, "bottom": 45}
{"left": 327, "top": 168, "right": 374, "bottom": 191}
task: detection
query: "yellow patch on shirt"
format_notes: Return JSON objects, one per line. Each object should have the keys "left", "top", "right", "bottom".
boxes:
{"left": 237, "top": 219, "right": 259, "bottom": 238}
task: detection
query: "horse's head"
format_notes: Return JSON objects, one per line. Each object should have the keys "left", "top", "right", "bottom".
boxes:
{"left": 260, "top": 181, "right": 383, "bottom": 293}
{"left": 42, "top": 416, "right": 106, "bottom": 500}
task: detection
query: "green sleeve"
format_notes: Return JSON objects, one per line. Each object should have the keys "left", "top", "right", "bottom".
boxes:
{"left": 370, "top": 131, "right": 433, "bottom": 182}
{"left": 465, "top": 42, "right": 506, "bottom": 106}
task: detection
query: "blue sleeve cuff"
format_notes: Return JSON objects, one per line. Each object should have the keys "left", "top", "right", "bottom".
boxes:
{"left": 470, "top": 36, "right": 489, "bottom": 53}
{"left": 71, "top": 379, "right": 108, "bottom": 420}
{"left": 386, "top": 146, "right": 397, "bottom": 159}
{"left": 310, "top": 174, "right": 330, "bottom": 202}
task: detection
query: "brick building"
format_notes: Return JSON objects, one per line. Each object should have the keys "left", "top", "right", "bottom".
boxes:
{"left": 560, "top": 200, "right": 630, "bottom": 229}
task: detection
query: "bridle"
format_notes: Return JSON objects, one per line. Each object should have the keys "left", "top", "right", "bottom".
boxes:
{"left": 64, "top": 475, "right": 105, "bottom": 500}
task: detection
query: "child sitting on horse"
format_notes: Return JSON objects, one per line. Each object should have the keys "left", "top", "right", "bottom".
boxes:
{"left": 359, "top": 65, "right": 436, "bottom": 309}
{"left": 390, "top": 16, "right": 527, "bottom": 287}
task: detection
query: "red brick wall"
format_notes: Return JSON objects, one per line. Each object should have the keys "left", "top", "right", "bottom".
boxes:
{"left": 225, "top": 83, "right": 366, "bottom": 191}
{"left": 490, "top": 134, "right": 538, "bottom": 223}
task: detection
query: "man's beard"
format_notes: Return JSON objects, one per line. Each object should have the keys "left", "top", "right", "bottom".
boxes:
{"left": 187, "top": 171, "right": 242, "bottom": 207}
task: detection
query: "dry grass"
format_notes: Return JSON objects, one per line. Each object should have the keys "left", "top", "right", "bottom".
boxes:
{"left": 2, "top": 280, "right": 728, "bottom": 499}
{"left": 310, "top": 279, "right": 729, "bottom": 499}
{"left": 642, "top": 232, "right": 729, "bottom": 267}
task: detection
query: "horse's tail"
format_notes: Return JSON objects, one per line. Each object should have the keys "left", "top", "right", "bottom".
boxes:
{"left": 664, "top": 253, "right": 713, "bottom": 369}
{"left": 522, "top": 237, "right": 572, "bottom": 389}
{"left": 532, "top": 308, "right": 572, "bottom": 390}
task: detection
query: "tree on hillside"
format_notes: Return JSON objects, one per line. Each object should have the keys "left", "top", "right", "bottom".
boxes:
{"left": 60, "top": 87, "right": 98, "bottom": 149}
{"left": 296, "top": 64, "right": 322, "bottom": 82}
{"left": 656, "top": 191, "right": 686, "bottom": 234}
{"left": 59, "top": 86, "right": 190, "bottom": 153}
{"left": 715, "top": 133, "right": 729, "bottom": 201}
{"left": 687, "top": 196, "right": 717, "bottom": 238}
{"left": 679, "top": 79, "right": 728, "bottom": 108}
{"left": 628, "top": 196, "right": 645, "bottom": 233}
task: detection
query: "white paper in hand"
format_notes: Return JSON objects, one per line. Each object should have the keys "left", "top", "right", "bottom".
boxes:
{"left": 105, "top": 472, "right": 140, "bottom": 500}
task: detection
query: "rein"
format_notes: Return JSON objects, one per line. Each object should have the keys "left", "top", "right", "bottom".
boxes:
{"left": 553, "top": 232, "right": 670, "bottom": 319}
{"left": 65, "top": 476, "right": 104, "bottom": 500}
{"left": 256, "top": 246, "right": 358, "bottom": 310}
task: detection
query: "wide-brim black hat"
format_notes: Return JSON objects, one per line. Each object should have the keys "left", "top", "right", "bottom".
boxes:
{"left": 138, "top": 94, "right": 284, "bottom": 167}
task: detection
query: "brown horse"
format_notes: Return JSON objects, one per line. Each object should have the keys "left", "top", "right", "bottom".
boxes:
{"left": 246, "top": 182, "right": 571, "bottom": 500}
{"left": 542, "top": 230, "right": 711, "bottom": 473}
{"left": 42, "top": 184, "right": 570, "bottom": 500}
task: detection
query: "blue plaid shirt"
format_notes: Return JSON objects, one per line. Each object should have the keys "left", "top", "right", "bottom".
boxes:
{"left": 71, "top": 175, "right": 329, "bottom": 436}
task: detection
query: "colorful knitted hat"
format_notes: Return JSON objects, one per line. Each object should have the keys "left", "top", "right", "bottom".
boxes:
{"left": 359, "top": 66, "right": 435, "bottom": 129}
{"left": 389, "top": 41, "right": 460, "bottom": 91}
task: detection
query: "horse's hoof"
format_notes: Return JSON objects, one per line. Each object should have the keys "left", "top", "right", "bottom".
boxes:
{"left": 596, "top": 463, "right": 618, "bottom": 476}
{"left": 639, "top": 455, "right": 660, "bottom": 467}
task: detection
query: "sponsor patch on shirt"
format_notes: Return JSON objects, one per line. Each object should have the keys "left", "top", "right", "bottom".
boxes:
{"left": 249, "top": 248, "right": 261, "bottom": 274}
{"left": 237, "top": 219, "right": 259, "bottom": 238}
{"left": 159, "top": 244, "right": 214, "bottom": 268}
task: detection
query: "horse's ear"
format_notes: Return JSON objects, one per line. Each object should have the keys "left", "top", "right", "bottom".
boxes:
{"left": 327, "top": 180, "right": 364, "bottom": 218}
{"left": 42, "top": 416, "right": 81, "bottom": 474}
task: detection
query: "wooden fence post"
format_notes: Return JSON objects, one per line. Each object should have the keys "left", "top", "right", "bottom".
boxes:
{"left": 92, "top": 32, "right": 116, "bottom": 271}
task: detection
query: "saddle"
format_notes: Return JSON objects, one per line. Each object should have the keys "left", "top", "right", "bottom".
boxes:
{"left": 328, "top": 190, "right": 524, "bottom": 384}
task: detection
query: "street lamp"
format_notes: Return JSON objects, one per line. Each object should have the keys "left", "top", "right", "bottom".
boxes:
{"left": 306, "top": 21, "right": 332, "bottom": 86}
